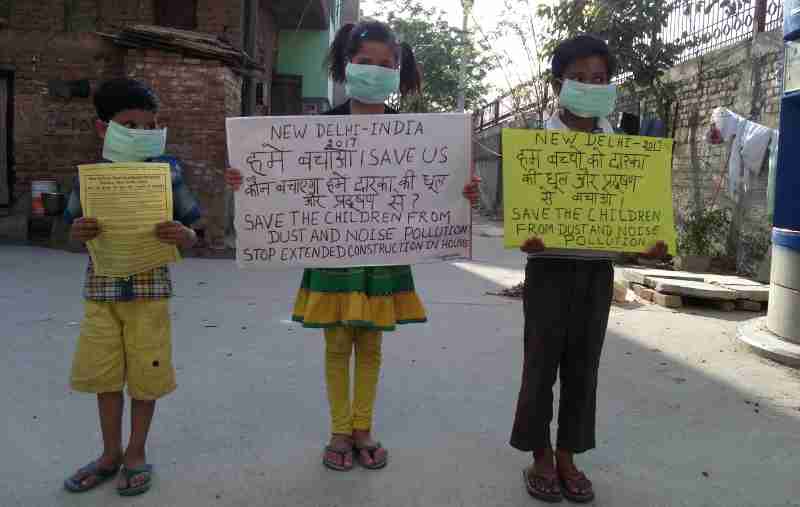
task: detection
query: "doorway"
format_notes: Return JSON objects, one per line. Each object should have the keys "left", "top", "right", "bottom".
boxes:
{"left": 0, "top": 70, "right": 12, "bottom": 210}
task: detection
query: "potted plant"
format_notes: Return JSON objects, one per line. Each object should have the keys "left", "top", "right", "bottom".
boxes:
{"left": 675, "top": 207, "right": 731, "bottom": 272}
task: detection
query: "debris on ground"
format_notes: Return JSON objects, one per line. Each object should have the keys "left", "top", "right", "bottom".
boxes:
{"left": 486, "top": 283, "right": 524, "bottom": 298}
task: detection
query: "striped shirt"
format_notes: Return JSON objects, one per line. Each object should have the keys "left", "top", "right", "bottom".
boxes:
{"left": 64, "top": 156, "right": 201, "bottom": 301}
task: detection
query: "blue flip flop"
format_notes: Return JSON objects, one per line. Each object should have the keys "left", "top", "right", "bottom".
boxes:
{"left": 64, "top": 461, "right": 120, "bottom": 493}
{"left": 117, "top": 464, "right": 154, "bottom": 497}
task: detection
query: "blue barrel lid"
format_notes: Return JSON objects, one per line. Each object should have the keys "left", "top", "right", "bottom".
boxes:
{"left": 773, "top": 227, "right": 800, "bottom": 251}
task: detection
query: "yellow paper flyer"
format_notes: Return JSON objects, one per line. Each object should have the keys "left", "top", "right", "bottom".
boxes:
{"left": 78, "top": 163, "right": 180, "bottom": 277}
{"left": 502, "top": 129, "right": 677, "bottom": 254}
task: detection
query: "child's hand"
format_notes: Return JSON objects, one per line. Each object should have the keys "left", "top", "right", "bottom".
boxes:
{"left": 156, "top": 221, "right": 197, "bottom": 248}
{"left": 225, "top": 168, "right": 243, "bottom": 191}
{"left": 70, "top": 217, "right": 101, "bottom": 242}
{"left": 520, "top": 236, "right": 545, "bottom": 254}
{"left": 640, "top": 240, "right": 668, "bottom": 259}
{"left": 463, "top": 175, "right": 482, "bottom": 207}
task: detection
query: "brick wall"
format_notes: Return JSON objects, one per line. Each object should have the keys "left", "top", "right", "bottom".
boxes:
{"left": 99, "top": 0, "right": 156, "bottom": 28}
{"left": 11, "top": 0, "right": 241, "bottom": 35}
{"left": 2, "top": 0, "right": 252, "bottom": 249}
{"left": 10, "top": 0, "right": 156, "bottom": 32}
{"left": 0, "top": 29, "right": 124, "bottom": 199}
{"left": 197, "top": 0, "right": 242, "bottom": 48}
{"left": 125, "top": 49, "right": 242, "bottom": 248}
{"left": 9, "top": 0, "right": 65, "bottom": 32}
{"left": 615, "top": 31, "right": 783, "bottom": 274}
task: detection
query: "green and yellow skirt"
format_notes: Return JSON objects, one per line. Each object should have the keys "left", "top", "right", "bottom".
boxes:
{"left": 292, "top": 266, "right": 427, "bottom": 331}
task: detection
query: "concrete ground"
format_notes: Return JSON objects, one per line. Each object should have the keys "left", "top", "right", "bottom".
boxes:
{"left": 2, "top": 226, "right": 800, "bottom": 507}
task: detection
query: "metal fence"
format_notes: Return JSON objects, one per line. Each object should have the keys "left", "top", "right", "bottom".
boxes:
{"left": 664, "top": 0, "right": 783, "bottom": 64}
{"left": 474, "top": 0, "right": 784, "bottom": 132}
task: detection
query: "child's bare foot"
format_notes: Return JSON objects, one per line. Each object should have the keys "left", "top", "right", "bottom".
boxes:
{"left": 352, "top": 429, "right": 388, "bottom": 469}
{"left": 323, "top": 434, "right": 354, "bottom": 471}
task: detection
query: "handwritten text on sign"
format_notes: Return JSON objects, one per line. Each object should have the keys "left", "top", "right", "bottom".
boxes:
{"left": 227, "top": 114, "right": 472, "bottom": 268}
{"left": 502, "top": 129, "right": 677, "bottom": 253}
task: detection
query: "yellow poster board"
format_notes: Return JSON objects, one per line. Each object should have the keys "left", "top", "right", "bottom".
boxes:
{"left": 502, "top": 129, "right": 677, "bottom": 253}
{"left": 79, "top": 163, "right": 180, "bottom": 278}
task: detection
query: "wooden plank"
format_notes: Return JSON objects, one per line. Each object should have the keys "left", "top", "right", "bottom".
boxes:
{"left": 99, "top": 25, "right": 264, "bottom": 71}
{"left": 646, "top": 277, "right": 738, "bottom": 300}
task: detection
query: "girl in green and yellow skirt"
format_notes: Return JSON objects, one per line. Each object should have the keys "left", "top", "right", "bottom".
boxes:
{"left": 227, "top": 20, "right": 480, "bottom": 471}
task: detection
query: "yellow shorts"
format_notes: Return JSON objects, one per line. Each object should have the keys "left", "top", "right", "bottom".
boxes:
{"left": 70, "top": 299, "right": 176, "bottom": 400}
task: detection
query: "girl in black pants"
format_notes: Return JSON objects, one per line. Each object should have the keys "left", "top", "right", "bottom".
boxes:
{"left": 512, "top": 35, "right": 666, "bottom": 503}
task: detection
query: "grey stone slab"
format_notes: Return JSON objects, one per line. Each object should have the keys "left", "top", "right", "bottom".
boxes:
{"left": 621, "top": 267, "right": 705, "bottom": 286}
{"left": 644, "top": 277, "right": 738, "bottom": 300}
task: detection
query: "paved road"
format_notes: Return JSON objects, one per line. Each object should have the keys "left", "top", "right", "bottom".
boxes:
{"left": 2, "top": 232, "right": 800, "bottom": 506}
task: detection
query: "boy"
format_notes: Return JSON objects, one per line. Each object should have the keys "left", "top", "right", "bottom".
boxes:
{"left": 511, "top": 36, "right": 666, "bottom": 503}
{"left": 63, "top": 78, "right": 200, "bottom": 497}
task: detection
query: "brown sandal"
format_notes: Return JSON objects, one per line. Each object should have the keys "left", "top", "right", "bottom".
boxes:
{"left": 523, "top": 466, "right": 563, "bottom": 503}
{"left": 322, "top": 444, "right": 354, "bottom": 472}
{"left": 354, "top": 442, "right": 388, "bottom": 470}
{"left": 558, "top": 470, "right": 594, "bottom": 503}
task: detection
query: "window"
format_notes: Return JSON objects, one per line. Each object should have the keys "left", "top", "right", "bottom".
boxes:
{"left": 64, "top": 0, "right": 97, "bottom": 32}
{"left": 156, "top": 0, "right": 197, "bottom": 30}
{"left": 255, "top": 83, "right": 264, "bottom": 106}
{"left": 0, "top": 0, "right": 10, "bottom": 27}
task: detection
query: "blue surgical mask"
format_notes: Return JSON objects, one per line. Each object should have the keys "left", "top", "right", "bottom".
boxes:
{"left": 102, "top": 120, "right": 167, "bottom": 162}
{"left": 559, "top": 79, "right": 617, "bottom": 118}
{"left": 345, "top": 63, "right": 400, "bottom": 105}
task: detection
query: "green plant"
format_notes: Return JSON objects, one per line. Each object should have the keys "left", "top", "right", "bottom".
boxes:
{"left": 372, "top": 0, "right": 495, "bottom": 113}
{"left": 677, "top": 207, "right": 731, "bottom": 257}
{"left": 738, "top": 228, "right": 772, "bottom": 276}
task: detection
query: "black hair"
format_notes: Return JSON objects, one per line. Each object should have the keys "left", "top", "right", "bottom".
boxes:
{"left": 551, "top": 35, "right": 617, "bottom": 80}
{"left": 93, "top": 78, "right": 159, "bottom": 122}
{"left": 327, "top": 20, "right": 422, "bottom": 96}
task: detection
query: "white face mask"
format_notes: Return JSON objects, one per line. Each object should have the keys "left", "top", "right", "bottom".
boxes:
{"left": 102, "top": 121, "right": 167, "bottom": 162}
{"left": 345, "top": 63, "right": 401, "bottom": 104}
{"left": 558, "top": 79, "right": 617, "bottom": 118}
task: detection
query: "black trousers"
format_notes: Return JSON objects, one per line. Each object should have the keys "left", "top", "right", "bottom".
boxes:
{"left": 510, "top": 258, "right": 613, "bottom": 454}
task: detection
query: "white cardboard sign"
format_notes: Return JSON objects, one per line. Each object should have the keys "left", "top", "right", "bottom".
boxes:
{"left": 226, "top": 113, "right": 472, "bottom": 269}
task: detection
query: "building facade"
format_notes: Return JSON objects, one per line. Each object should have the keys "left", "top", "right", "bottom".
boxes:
{"left": 0, "top": 0, "right": 337, "bottom": 250}
{"left": 273, "top": 0, "right": 359, "bottom": 115}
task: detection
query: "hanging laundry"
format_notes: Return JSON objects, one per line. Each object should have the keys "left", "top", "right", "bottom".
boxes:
{"left": 736, "top": 119, "right": 773, "bottom": 193}
{"left": 709, "top": 108, "right": 776, "bottom": 198}
{"left": 711, "top": 107, "right": 744, "bottom": 142}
